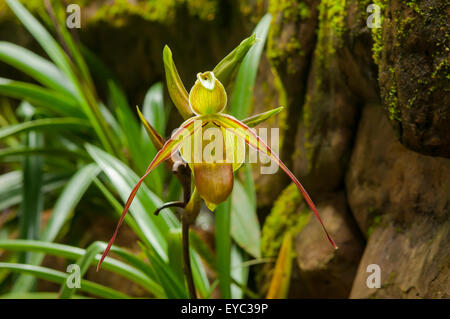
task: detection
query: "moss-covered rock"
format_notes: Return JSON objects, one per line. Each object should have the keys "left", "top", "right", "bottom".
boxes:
{"left": 257, "top": 183, "right": 310, "bottom": 294}
{"left": 377, "top": 0, "right": 450, "bottom": 157}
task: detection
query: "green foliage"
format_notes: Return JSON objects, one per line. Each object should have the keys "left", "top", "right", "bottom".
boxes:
{"left": 0, "top": 0, "right": 274, "bottom": 299}
{"left": 261, "top": 183, "right": 310, "bottom": 260}
{"left": 258, "top": 183, "right": 310, "bottom": 294}
{"left": 371, "top": 0, "right": 387, "bottom": 65}
{"left": 316, "top": 0, "right": 348, "bottom": 69}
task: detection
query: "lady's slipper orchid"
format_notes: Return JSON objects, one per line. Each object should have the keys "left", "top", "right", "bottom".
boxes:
{"left": 97, "top": 36, "right": 337, "bottom": 270}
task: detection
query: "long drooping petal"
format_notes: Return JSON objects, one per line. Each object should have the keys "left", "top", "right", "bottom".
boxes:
{"left": 97, "top": 116, "right": 201, "bottom": 270}
{"left": 214, "top": 113, "right": 338, "bottom": 249}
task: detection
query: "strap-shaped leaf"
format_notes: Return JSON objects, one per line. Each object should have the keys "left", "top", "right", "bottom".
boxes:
{"left": 213, "top": 113, "right": 338, "bottom": 249}
{"left": 163, "top": 45, "right": 193, "bottom": 119}
{"left": 97, "top": 116, "right": 200, "bottom": 270}
{"left": 266, "top": 232, "right": 292, "bottom": 299}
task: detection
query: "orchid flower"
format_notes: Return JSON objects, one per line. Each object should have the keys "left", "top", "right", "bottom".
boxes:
{"left": 97, "top": 35, "right": 337, "bottom": 270}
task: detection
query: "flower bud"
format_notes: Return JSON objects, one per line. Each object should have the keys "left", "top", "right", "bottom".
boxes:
{"left": 189, "top": 71, "right": 227, "bottom": 115}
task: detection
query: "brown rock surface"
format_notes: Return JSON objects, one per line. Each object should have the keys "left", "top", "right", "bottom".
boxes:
{"left": 346, "top": 104, "right": 450, "bottom": 298}
{"left": 292, "top": 193, "right": 364, "bottom": 298}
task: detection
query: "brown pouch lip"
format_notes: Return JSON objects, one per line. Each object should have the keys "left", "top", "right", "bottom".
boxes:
{"left": 193, "top": 162, "right": 234, "bottom": 207}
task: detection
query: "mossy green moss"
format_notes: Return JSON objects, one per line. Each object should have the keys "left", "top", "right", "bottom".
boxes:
{"left": 302, "top": 94, "right": 316, "bottom": 172}
{"left": 258, "top": 183, "right": 310, "bottom": 293}
{"left": 371, "top": 0, "right": 387, "bottom": 65}
{"left": 315, "top": 0, "right": 347, "bottom": 69}
{"left": 260, "top": 183, "right": 310, "bottom": 259}
{"left": 1, "top": 0, "right": 218, "bottom": 26}
{"left": 91, "top": 0, "right": 218, "bottom": 25}
{"left": 266, "top": 0, "right": 310, "bottom": 71}
{"left": 432, "top": 59, "right": 450, "bottom": 82}
{"left": 385, "top": 66, "right": 401, "bottom": 122}
{"left": 270, "top": 66, "right": 289, "bottom": 148}
{"left": 367, "top": 214, "right": 382, "bottom": 238}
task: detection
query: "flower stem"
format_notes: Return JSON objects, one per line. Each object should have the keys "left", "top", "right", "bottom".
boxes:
{"left": 182, "top": 214, "right": 196, "bottom": 299}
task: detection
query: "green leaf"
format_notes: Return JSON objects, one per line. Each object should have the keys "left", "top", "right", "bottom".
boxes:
{"left": 85, "top": 144, "right": 173, "bottom": 259}
{"left": 189, "top": 237, "right": 210, "bottom": 299}
{"left": 92, "top": 177, "right": 145, "bottom": 244}
{"left": 242, "top": 163, "right": 257, "bottom": 208}
{"left": 13, "top": 164, "right": 99, "bottom": 292}
{"left": 88, "top": 115, "right": 202, "bottom": 268}
{"left": 229, "top": 13, "right": 272, "bottom": 119}
{"left": 139, "top": 242, "right": 188, "bottom": 299}
{"left": 0, "top": 263, "right": 129, "bottom": 299}
{"left": 0, "top": 240, "right": 163, "bottom": 297}
{"left": 266, "top": 232, "right": 292, "bottom": 299}
{"left": 1, "top": 292, "right": 89, "bottom": 299}
{"left": 0, "top": 171, "right": 21, "bottom": 210}
{"left": 0, "top": 147, "right": 89, "bottom": 161}
{"left": 58, "top": 241, "right": 108, "bottom": 299}
{"left": 17, "top": 129, "right": 43, "bottom": 267}
{"left": 167, "top": 228, "right": 184, "bottom": 284}
{"left": 41, "top": 164, "right": 99, "bottom": 242}
{"left": 0, "top": 172, "right": 70, "bottom": 211}
{"left": 5, "top": 0, "right": 73, "bottom": 78}
{"left": 108, "top": 81, "right": 144, "bottom": 172}
{"left": 0, "top": 118, "right": 91, "bottom": 141}
{"left": 215, "top": 198, "right": 232, "bottom": 298}
{"left": 139, "top": 83, "right": 169, "bottom": 196}
{"left": 142, "top": 82, "right": 167, "bottom": 136}
{"left": 107, "top": 82, "right": 165, "bottom": 195}
{"left": 0, "top": 78, "right": 82, "bottom": 117}
{"left": 0, "top": 42, "right": 74, "bottom": 94}
{"left": 6, "top": 0, "right": 117, "bottom": 154}
{"left": 231, "top": 245, "right": 249, "bottom": 299}
{"left": 189, "top": 231, "right": 216, "bottom": 272}
{"left": 87, "top": 145, "right": 210, "bottom": 296}
{"left": 230, "top": 181, "right": 260, "bottom": 258}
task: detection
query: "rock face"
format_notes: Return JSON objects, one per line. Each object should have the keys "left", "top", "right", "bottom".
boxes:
{"left": 377, "top": 0, "right": 450, "bottom": 157}
{"left": 258, "top": 0, "right": 449, "bottom": 299}
{"left": 346, "top": 104, "right": 450, "bottom": 298}
{"left": 293, "top": 193, "right": 364, "bottom": 298}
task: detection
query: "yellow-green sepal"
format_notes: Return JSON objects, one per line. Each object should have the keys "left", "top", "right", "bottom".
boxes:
{"left": 213, "top": 34, "right": 257, "bottom": 87}
{"left": 163, "top": 45, "right": 193, "bottom": 119}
